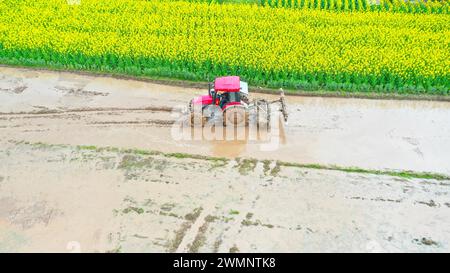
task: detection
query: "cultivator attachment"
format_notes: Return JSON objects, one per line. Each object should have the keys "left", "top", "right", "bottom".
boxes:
{"left": 267, "top": 90, "right": 288, "bottom": 123}
{"left": 246, "top": 90, "right": 287, "bottom": 128}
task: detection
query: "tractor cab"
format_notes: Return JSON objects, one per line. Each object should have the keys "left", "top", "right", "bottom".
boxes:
{"left": 208, "top": 76, "right": 249, "bottom": 109}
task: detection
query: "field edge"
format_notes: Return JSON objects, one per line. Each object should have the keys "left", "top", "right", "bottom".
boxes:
{"left": 1, "top": 63, "right": 449, "bottom": 102}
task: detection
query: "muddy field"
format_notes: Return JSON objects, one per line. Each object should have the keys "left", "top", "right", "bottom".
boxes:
{"left": 1, "top": 66, "right": 450, "bottom": 252}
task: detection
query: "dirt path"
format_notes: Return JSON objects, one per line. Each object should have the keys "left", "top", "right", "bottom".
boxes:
{"left": 1, "top": 66, "right": 450, "bottom": 252}
{"left": 1, "top": 66, "right": 450, "bottom": 175}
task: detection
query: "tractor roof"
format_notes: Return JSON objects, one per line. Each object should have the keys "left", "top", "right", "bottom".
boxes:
{"left": 214, "top": 76, "right": 240, "bottom": 92}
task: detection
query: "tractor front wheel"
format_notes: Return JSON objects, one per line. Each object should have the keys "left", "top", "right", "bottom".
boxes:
{"left": 188, "top": 99, "right": 207, "bottom": 127}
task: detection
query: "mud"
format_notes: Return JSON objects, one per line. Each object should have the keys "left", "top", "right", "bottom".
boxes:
{"left": 1, "top": 66, "right": 450, "bottom": 174}
{"left": 0, "top": 142, "right": 449, "bottom": 252}
{"left": 1, "top": 66, "right": 450, "bottom": 252}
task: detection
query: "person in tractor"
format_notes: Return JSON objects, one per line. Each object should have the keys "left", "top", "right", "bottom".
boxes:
{"left": 219, "top": 91, "right": 241, "bottom": 109}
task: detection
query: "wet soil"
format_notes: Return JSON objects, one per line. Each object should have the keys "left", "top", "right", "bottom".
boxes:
{"left": 1, "top": 66, "right": 450, "bottom": 174}
{"left": 0, "top": 142, "right": 449, "bottom": 252}
{"left": 1, "top": 66, "right": 450, "bottom": 252}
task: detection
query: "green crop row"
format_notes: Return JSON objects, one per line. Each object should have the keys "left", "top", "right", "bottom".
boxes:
{"left": 187, "top": 0, "right": 450, "bottom": 14}
{"left": 0, "top": 0, "right": 448, "bottom": 95}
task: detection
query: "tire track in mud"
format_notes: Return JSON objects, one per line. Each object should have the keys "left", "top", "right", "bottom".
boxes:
{"left": 89, "top": 120, "right": 175, "bottom": 127}
{"left": 0, "top": 106, "right": 178, "bottom": 130}
{"left": 0, "top": 106, "right": 175, "bottom": 116}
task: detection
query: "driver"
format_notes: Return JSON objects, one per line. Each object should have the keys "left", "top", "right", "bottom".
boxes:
{"left": 218, "top": 92, "right": 229, "bottom": 109}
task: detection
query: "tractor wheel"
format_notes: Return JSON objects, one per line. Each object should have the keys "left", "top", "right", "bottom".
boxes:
{"left": 223, "top": 105, "right": 248, "bottom": 127}
{"left": 188, "top": 99, "right": 206, "bottom": 127}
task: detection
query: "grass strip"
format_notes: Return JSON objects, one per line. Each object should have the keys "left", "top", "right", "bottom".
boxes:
{"left": 18, "top": 141, "right": 450, "bottom": 181}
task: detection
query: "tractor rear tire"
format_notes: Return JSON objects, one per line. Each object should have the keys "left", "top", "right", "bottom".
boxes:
{"left": 223, "top": 105, "right": 248, "bottom": 127}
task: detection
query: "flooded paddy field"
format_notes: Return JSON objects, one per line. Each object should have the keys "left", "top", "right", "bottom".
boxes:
{"left": 1, "top": 66, "right": 449, "bottom": 252}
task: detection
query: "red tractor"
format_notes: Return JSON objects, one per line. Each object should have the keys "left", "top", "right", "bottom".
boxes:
{"left": 188, "top": 76, "right": 288, "bottom": 127}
